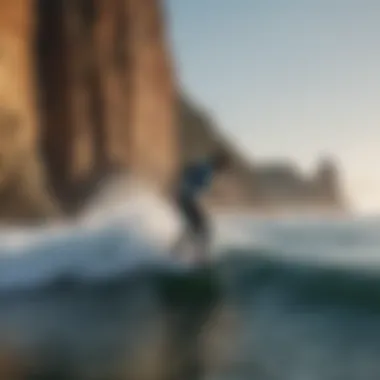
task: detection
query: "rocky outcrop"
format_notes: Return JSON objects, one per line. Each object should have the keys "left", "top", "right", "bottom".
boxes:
{"left": 37, "top": 0, "right": 177, "bottom": 211}
{"left": 310, "top": 157, "right": 346, "bottom": 210}
{"left": 0, "top": 0, "right": 177, "bottom": 221}
{"left": 0, "top": 0, "right": 60, "bottom": 223}
{"left": 178, "top": 94, "right": 347, "bottom": 213}
{"left": 254, "top": 159, "right": 346, "bottom": 213}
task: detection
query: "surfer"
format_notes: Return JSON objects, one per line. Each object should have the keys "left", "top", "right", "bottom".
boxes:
{"left": 172, "top": 151, "right": 229, "bottom": 263}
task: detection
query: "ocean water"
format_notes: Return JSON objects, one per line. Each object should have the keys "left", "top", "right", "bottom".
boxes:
{"left": 212, "top": 215, "right": 380, "bottom": 380}
{"left": 0, "top": 178, "right": 380, "bottom": 379}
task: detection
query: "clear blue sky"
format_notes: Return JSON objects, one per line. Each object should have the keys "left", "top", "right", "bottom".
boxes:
{"left": 165, "top": 0, "right": 380, "bottom": 212}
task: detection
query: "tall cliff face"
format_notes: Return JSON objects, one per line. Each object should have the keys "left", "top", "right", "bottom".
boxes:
{"left": 128, "top": 0, "right": 177, "bottom": 190}
{"left": 0, "top": 0, "right": 59, "bottom": 222}
{"left": 0, "top": 0, "right": 177, "bottom": 221}
{"left": 37, "top": 0, "right": 177, "bottom": 210}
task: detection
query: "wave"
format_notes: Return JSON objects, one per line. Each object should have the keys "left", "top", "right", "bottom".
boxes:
{"left": 4, "top": 171, "right": 379, "bottom": 294}
{"left": 2, "top": 192, "right": 380, "bottom": 379}
{"left": 0, "top": 175, "right": 186, "bottom": 291}
{"left": 214, "top": 213, "right": 380, "bottom": 270}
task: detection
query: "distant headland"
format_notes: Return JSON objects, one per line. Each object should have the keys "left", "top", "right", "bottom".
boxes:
{"left": 178, "top": 95, "right": 348, "bottom": 215}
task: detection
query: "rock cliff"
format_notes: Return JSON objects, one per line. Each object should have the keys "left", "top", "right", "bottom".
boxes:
{"left": 0, "top": 0, "right": 60, "bottom": 223}
{"left": 178, "top": 94, "right": 347, "bottom": 213}
{"left": 0, "top": 0, "right": 177, "bottom": 221}
{"left": 254, "top": 159, "right": 346, "bottom": 213}
{"left": 37, "top": 0, "right": 177, "bottom": 211}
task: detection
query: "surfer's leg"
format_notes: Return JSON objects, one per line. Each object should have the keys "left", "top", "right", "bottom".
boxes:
{"left": 185, "top": 201, "right": 209, "bottom": 263}
{"left": 174, "top": 195, "right": 210, "bottom": 263}
{"left": 196, "top": 218, "right": 210, "bottom": 263}
{"left": 172, "top": 195, "right": 194, "bottom": 258}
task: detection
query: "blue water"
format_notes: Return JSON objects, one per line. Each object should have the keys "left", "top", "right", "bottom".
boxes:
{"left": 210, "top": 215, "right": 380, "bottom": 380}
{"left": 1, "top": 181, "right": 380, "bottom": 379}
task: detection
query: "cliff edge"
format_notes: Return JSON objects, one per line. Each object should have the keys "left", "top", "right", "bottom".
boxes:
{"left": 178, "top": 94, "right": 347, "bottom": 214}
{"left": 0, "top": 0, "right": 178, "bottom": 222}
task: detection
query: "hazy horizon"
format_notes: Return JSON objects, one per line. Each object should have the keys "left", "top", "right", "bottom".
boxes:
{"left": 166, "top": 1, "right": 380, "bottom": 214}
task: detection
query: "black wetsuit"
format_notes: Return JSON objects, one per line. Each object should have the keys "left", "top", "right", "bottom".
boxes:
{"left": 174, "top": 160, "right": 215, "bottom": 258}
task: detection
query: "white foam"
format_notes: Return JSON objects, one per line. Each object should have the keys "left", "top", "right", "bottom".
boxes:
{"left": 0, "top": 175, "right": 185, "bottom": 291}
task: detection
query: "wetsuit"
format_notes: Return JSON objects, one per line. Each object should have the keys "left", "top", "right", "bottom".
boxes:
{"left": 174, "top": 160, "right": 215, "bottom": 258}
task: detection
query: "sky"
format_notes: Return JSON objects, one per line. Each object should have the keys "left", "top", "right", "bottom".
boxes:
{"left": 165, "top": 0, "right": 380, "bottom": 213}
